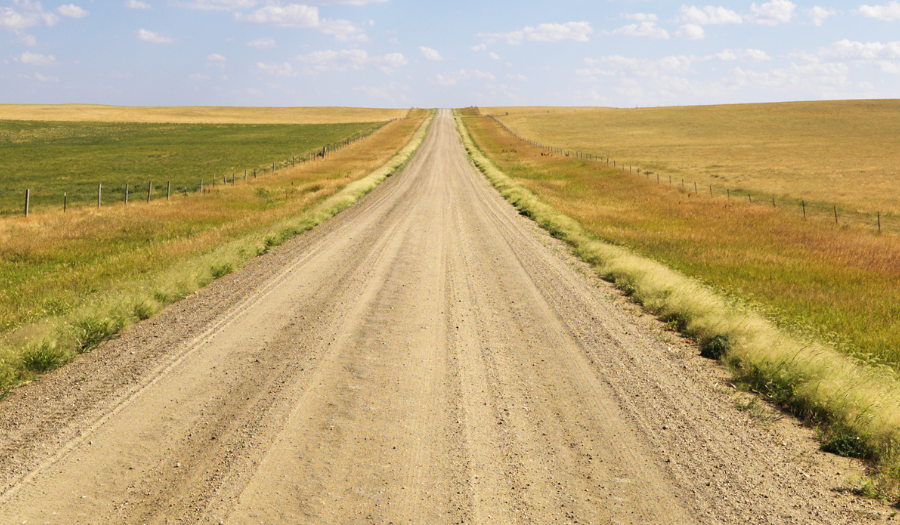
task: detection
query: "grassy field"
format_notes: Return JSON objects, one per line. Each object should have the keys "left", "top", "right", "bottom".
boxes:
{"left": 0, "top": 120, "right": 384, "bottom": 215}
{"left": 0, "top": 104, "right": 408, "bottom": 124}
{"left": 484, "top": 101, "right": 900, "bottom": 230}
{"left": 0, "top": 109, "right": 432, "bottom": 393}
{"left": 458, "top": 108, "right": 900, "bottom": 492}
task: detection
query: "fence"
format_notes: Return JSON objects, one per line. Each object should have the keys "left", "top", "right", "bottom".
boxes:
{"left": 484, "top": 114, "right": 895, "bottom": 234}
{"left": 14, "top": 121, "right": 393, "bottom": 217}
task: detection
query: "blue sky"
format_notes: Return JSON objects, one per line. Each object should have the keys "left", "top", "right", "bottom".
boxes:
{"left": 2, "top": 0, "right": 900, "bottom": 107}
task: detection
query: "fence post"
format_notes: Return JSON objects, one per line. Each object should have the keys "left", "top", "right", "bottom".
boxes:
{"left": 878, "top": 212, "right": 881, "bottom": 232}
{"left": 834, "top": 205, "right": 838, "bottom": 224}
{"left": 200, "top": 180, "right": 203, "bottom": 194}
{"left": 167, "top": 181, "right": 171, "bottom": 200}
{"left": 748, "top": 194, "right": 752, "bottom": 203}
{"left": 24, "top": 189, "right": 30, "bottom": 217}
{"left": 802, "top": 200, "right": 806, "bottom": 218}
{"left": 244, "top": 170, "right": 247, "bottom": 181}
{"left": 98, "top": 183, "right": 102, "bottom": 208}
{"left": 148, "top": 181, "right": 152, "bottom": 203}
{"left": 125, "top": 182, "right": 129, "bottom": 205}
{"left": 709, "top": 186, "right": 713, "bottom": 197}
{"left": 727, "top": 189, "right": 730, "bottom": 200}
{"left": 694, "top": 182, "right": 698, "bottom": 194}
{"left": 64, "top": 192, "right": 67, "bottom": 212}
{"left": 772, "top": 197, "right": 775, "bottom": 208}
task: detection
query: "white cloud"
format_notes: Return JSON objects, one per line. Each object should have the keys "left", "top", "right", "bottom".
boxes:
{"left": 57, "top": 4, "right": 87, "bottom": 17}
{"left": 711, "top": 48, "right": 771, "bottom": 61}
{"left": 207, "top": 53, "right": 225, "bottom": 61}
{"left": 179, "top": 0, "right": 256, "bottom": 11}
{"left": 255, "top": 62, "right": 295, "bottom": 76}
{"left": 489, "top": 51, "right": 500, "bottom": 60}
{"left": 805, "top": 6, "right": 836, "bottom": 25}
{"left": 420, "top": 46, "right": 443, "bottom": 60}
{"left": 136, "top": 28, "right": 174, "bottom": 43}
{"left": 676, "top": 24, "right": 705, "bottom": 39}
{"left": 747, "top": 0, "right": 795, "bottom": 25}
{"left": 433, "top": 69, "right": 495, "bottom": 86}
{"left": 622, "top": 13, "right": 658, "bottom": 21}
{"left": 16, "top": 51, "right": 57, "bottom": 66}
{"left": 125, "top": 0, "right": 152, "bottom": 9}
{"left": 1, "top": 1, "right": 60, "bottom": 30}
{"left": 678, "top": 5, "right": 742, "bottom": 24}
{"left": 247, "top": 37, "right": 276, "bottom": 49}
{"left": 35, "top": 72, "right": 58, "bottom": 82}
{"left": 480, "top": 21, "right": 593, "bottom": 45}
{"left": 471, "top": 43, "right": 486, "bottom": 51}
{"left": 19, "top": 34, "right": 37, "bottom": 46}
{"left": 813, "top": 39, "right": 900, "bottom": 60}
{"left": 507, "top": 73, "right": 528, "bottom": 81}
{"left": 296, "top": 49, "right": 407, "bottom": 73}
{"left": 607, "top": 21, "right": 670, "bottom": 39}
{"left": 856, "top": 1, "right": 900, "bottom": 20}
{"left": 236, "top": 4, "right": 366, "bottom": 41}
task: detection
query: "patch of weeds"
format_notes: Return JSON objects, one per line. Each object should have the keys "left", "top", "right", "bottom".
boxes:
{"left": 73, "top": 315, "right": 123, "bottom": 353}
{"left": 264, "top": 235, "right": 278, "bottom": 249}
{"left": 210, "top": 262, "right": 233, "bottom": 280}
{"left": 734, "top": 396, "right": 774, "bottom": 424}
{"left": 21, "top": 341, "right": 67, "bottom": 373}
{"left": 659, "top": 312, "right": 688, "bottom": 333}
{"left": 821, "top": 425, "right": 875, "bottom": 460}
{"left": 133, "top": 300, "right": 155, "bottom": 321}
{"left": 700, "top": 334, "right": 731, "bottom": 360}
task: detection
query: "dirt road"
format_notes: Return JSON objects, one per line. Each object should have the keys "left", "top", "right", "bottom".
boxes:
{"left": 0, "top": 109, "right": 882, "bottom": 523}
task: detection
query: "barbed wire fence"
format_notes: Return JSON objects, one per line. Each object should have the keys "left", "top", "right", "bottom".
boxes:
{"left": 12, "top": 117, "right": 412, "bottom": 217}
{"left": 483, "top": 113, "right": 894, "bottom": 234}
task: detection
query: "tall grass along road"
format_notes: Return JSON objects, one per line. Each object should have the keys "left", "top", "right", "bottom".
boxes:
{"left": 0, "top": 110, "right": 881, "bottom": 523}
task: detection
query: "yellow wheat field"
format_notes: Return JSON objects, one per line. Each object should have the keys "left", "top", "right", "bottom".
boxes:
{"left": 0, "top": 104, "right": 409, "bottom": 124}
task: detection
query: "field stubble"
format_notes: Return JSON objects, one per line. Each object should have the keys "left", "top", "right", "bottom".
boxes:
{"left": 0, "top": 109, "right": 432, "bottom": 394}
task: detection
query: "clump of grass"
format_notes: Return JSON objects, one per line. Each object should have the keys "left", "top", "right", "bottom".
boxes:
{"left": 210, "top": 262, "right": 234, "bottom": 279}
{"left": 456, "top": 110, "right": 900, "bottom": 497}
{"left": 21, "top": 341, "right": 67, "bottom": 373}
{"left": 72, "top": 315, "right": 124, "bottom": 353}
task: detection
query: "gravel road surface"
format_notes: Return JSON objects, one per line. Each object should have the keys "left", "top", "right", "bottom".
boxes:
{"left": 0, "top": 109, "right": 883, "bottom": 524}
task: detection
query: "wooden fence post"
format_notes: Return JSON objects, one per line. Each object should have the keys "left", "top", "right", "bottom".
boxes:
{"left": 167, "top": 181, "right": 171, "bottom": 200}
{"left": 98, "top": 183, "right": 102, "bottom": 208}
{"left": 802, "top": 200, "right": 806, "bottom": 218}
{"left": 125, "top": 183, "right": 129, "bottom": 205}
{"left": 834, "top": 205, "right": 838, "bottom": 224}
{"left": 878, "top": 212, "right": 881, "bottom": 232}
{"left": 24, "top": 189, "right": 30, "bottom": 217}
{"left": 147, "top": 181, "right": 152, "bottom": 203}
{"left": 64, "top": 192, "right": 67, "bottom": 212}
{"left": 200, "top": 180, "right": 203, "bottom": 194}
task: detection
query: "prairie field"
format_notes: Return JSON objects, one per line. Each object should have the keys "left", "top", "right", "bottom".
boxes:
{"left": 0, "top": 120, "right": 383, "bottom": 214}
{"left": 484, "top": 101, "right": 900, "bottom": 229}
{"left": 0, "top": 109, "right": 431, "bottom": 392}
{"left": 0, "top": 104, "right": 408, "bottom": 124}
{"left": 461, "top": 108, "right": 900, "bottom": 369}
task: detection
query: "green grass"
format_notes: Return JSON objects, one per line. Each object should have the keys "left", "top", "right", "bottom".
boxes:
{"left": 0, "top": 120, "right": 383, "bottom": 214}
{"left": 0, "top": 110, "right": 432, "bottom": 394}
{"left": 456, "top": 108, "right": 900, "bottom": 497}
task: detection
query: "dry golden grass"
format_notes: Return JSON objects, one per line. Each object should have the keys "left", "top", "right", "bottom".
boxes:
{"left": 0, "top": 104, "right": 409, "bottom": 124}
{"left": 457, "top": 109, "right": 900, "bottom": 496}
{"left": 0, "top": 111, "right": 432, "bottom": 392}
{"left": 484, "top": 101, "right": 900, "bottom": 221}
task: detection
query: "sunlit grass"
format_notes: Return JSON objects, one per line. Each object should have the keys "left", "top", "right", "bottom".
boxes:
{"left": 457, "top": 108, "right": 900, "bottom": 495}
{"left": 0, "top": 109, "right": 432, "bottom": 394}
{"left": 484, "top": 101, "right": 900, "bottom": 230}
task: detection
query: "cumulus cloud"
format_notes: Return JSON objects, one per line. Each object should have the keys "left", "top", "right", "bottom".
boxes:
{"left": 607, "top": 21, "right": 670, "bottom": 39}
{"left": 125, "top": 0, "right": 152, "bottom": 9}
{"left": 16, "top": 51, "right": 57, "bottom": 66}
{"left": 480, "top": 21, "right": 592, "bottom": 45}
{"left": 747, "top": 0, "right": 795, "bottom": 25}
{"left": 471, "top": 43, "right": 486, "bottom": 51}
{"left": 247, "top": 37, "right": 276, "bottom": 48}
{"left": 419, "top": 46, "right": 442, "bottom": 60}
{"left": 296, "top": 49, "right": 407, "bottom": 73}
{"left": 676, "top": 24, "right": 705, "bottom": 39}
{"left": 236, "top": 4, "right": 366, "bottom": 41}
{"left": 178, "top": 0, "right": 256, "bottom": 10}
{"left": 711, "top": 48, "right": 771, "bottom": 61}
{"left": 255, "top": 62, "right": 295, "bottom": 76}
{"left": 19, "top": 33, "right": 37, "bottom": 46}
{"left": 856, "top": 1, "right": 900, "bottom": 20}
{"left": 34, "top": 71, "right": 58, "bottom": 82}
{"left": 622, "top": 13, "right": 658, "bottom": 21}
{"left": 805, "top": 6, "right": 836, "bottom": 25}
{"left": 678, "top": 5, "right": 742, "bottom": 24}
{"left": 1, "top": 0, "right": 61, "bottom": 30}
{"left": 136, "top": 28, "right": 174, "bottom": 43}
{"left": 207, "top": 53, "right": 226, "bottom": 61}
{"left": 489, "top": 51, "right": 500, "bottom": 60}
{"left": 57, "top": 4, "right": 87, "bottom": 17}
{"left": 433, "top": 69, "right": 495, "bottom": 86}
